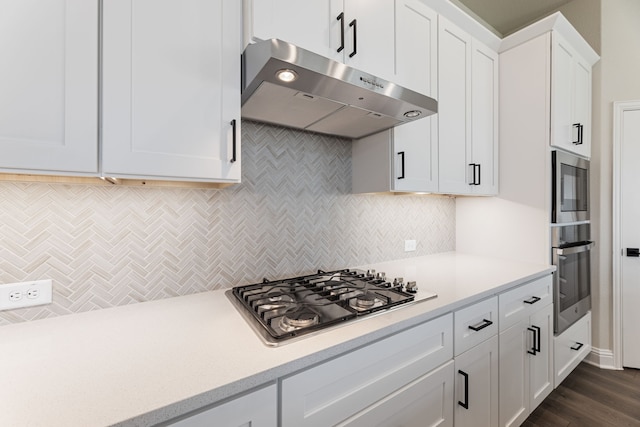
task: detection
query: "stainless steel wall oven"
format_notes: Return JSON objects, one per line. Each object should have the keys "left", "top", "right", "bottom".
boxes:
{"left": 551, "top": 150, "right": 592, "bottom": 335}
{"left": 551, "top": 218, "right": 593, "bottom": 335}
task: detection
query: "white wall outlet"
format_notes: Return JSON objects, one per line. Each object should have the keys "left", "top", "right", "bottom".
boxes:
{"left": 0, "top": 280, "right": 52, "bottom": 311}
{"left": 404, "top": 239, "right": 417, "bottom": 252}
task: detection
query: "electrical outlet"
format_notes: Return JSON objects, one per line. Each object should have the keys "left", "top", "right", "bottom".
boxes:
{"left": 404, "top": 239, "right": 417, "bottom": 252}
{"left": 0, "top": 280, "right": 52, "bottom": 311}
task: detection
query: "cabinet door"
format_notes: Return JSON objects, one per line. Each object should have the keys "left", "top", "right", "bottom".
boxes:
{"left": 551, "top": 32, "right": 574, "bottom": 152}
{"left": 470, "top": 39, "right": 499, "bottom": 195}
{"left": 551, "top": 32, "right": 591, "bottom": 158}
{"left": 168, "top": 384, "right": 277, "bottom": 427}
{"left": 454, "top": 335, "right": 499, "bottom": 427}
{"left": 392, "top": 121, "right": 438, "bottom": 192}
{"left": 394, "top": 0, "right": 437, "bottom": 96}
{"left": 102, "top": 0, "right": 241, "bottom": 182}
{"left": 498, "top": 321, "right": 530, "bottom": 427}
{"left": 437, "top": 16, "right": 472, "bottom": 195}
{"left": 572, "top": 56, "right": 592, "bottom": 157}
{"left": 343, "top": 0, "right": 395, "bottom": 82}
{"left": 0, "top": 0, "right": 98, "bottom": 174}
{"left": 338, "top": 360, "right": 454, "bottom": 427}
{"left": 390, "top": 0, "right": 438, "bottom": 193}
{"left": 247, "top": 0, "right": 336, "bottom": 59}
{"left": 528, "top": 303, "right": 554, "bottom": 410}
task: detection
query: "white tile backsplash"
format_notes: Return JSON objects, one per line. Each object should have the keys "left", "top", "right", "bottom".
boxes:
{"left": 0, "top": 121, "right": 454, "bottom": 325}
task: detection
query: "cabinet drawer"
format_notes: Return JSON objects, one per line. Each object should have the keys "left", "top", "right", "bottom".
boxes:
{"left": 281, "top": 313, "right": 453, "bottom": 427}
{"left": 454, "top": 296, "right": 498, "bottom": 356}
{"left": 554, "top": 311, "right": 591, "bottom": 387}
{"left": 168, "top": 383, "right": 277, "bottom": 427}
{"left": 337, "top": 360, "right": 454, "bottom": 427}
{"left": 499, "top": 275, "right": 552, "bottom": 332}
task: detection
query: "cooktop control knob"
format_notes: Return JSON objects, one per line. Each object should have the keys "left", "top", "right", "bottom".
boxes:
{"left": 393, "top": 277, "right": 404, "bottom": 290}
{"left": 366, "top": 269, "right": 376, "bottom": 279}
{"left": 405, "top": 281, "right": 418, "bottom": 293}
{"left": 376, "top": 272, "right": 386, "bottom": 281}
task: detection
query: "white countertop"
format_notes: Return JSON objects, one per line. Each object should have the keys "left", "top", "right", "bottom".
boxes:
{"left": 0, "top": 252, "right": 554, "bottom": 427}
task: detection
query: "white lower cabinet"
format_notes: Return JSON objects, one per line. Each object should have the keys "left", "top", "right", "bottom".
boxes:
{"left": 281, "top": 314, "right": 453, "bottom": 427}
{"left": 338, "top": 360, "right": 454, "bottom": 427}
{"left": 554, "top": 311, "right": 591, "bottom": 387}
{"left": 454, "top": 335, "right": 499, "bottom": 427}
{"left": 499, "top": 298, "right": 553, "bottom": 427}
{"left": 167, "top": 383, "right": 277, "bottom": 427}
{"left": 453, "top": 297, "right": 499, "bottom": 427}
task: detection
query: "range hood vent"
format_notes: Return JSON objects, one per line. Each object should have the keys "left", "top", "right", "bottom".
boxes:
{"left": 241, "top": 39, "right": 438, "bottom": 139}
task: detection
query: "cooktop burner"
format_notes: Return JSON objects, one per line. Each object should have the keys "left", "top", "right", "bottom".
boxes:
{"left": 228, "top": 269, "right": 436, "bottom": 345}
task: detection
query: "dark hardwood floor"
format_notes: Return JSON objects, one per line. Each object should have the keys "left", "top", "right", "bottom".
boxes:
{"left": 523, "top": 362, "right": 640, "bottom": 427}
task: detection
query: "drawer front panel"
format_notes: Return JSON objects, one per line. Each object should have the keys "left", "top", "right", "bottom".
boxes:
{"left": 454, "top": 296, "right": 498, "bottom": 356}
{"left": 281, "top": 314, "right": 453, "bottom": 427}
{"left": 499, "top": 275, "right": 553, "bottom": 332}
{"left": 337, "top": 360, "right": 454, "bottom": 427}
{"left": 554, "top": 311, "right": 591, "bottom": 387}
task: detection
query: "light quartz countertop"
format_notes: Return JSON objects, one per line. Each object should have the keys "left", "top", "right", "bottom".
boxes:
{"left": 0, "top": 252, "right": 555, "bottom": 427}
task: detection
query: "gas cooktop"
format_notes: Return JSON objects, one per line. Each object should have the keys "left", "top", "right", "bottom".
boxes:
{"left": 227, "top": 268, "right": 437, "bottom": 346}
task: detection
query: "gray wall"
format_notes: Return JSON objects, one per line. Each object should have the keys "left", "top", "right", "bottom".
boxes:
{"left": 0, "top": 121, "right": 455, "bottom": 326}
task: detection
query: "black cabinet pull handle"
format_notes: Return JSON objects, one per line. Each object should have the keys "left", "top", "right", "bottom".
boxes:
{"left": 336, "top": 13, "right": 345, "bottom": 53}
{"left": 532, "top": 325, "right": 541, "bottom": 353}
{"left": 397, "top": 151, "right": 405, "bottom": 179}
{"left": 579, "top": 124, "right": 584, "bottom": 145}
{"left": 527, "top": 327, "right": 538, "bottom": 355}
{"left": 469, "top": 318, "right": 493, "bottom": 331}
{"left": 230, "top": 119, "right": 237, "bottom": 163}
{"left": 458, "top": 370, "right": 469, "bottom": 409}
{"left": 349, "top": 19, "right": 357, "bottom": 57}
{"left": 627, "top": 248, "right": 640, "bottom": 257}
{"left": 468, "top": 164, "right": 481, "bottom": 185}
{"left": 469, "top": 163, "right": 475, "bottom": 186}
{"left": 572, "top": 123, "right": 583, "bottom": 145}
{"left": 523, "top": 296, "right": 541, "bottom": 305}
{"left": 570, "top": 342, "right": 584, "bottom": 351}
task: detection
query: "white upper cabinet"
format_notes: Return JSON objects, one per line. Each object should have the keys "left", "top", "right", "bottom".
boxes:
{"left": 551, "top": 32, "right": 592, "bottom": 158}
{"left": 338, "top": 0, "right": 395, "bottom": 82}
{"left": 438, "top": 16, "right": 498, "bottom": 196}
{"left": 394, "top": 0, "right": 438, "bottom": 95}
{"left": 437, "top": 16, "right": 472, "bottom": 195}
{"left": 500, "top": 12, "right": 598, "bottom": 160}
{"left": 102, "top": 0, "right": 241, "bottom": 183}
{"left": 0, "top": 0, "right": 98, "bottom": 175}
{"left": 352, "top": 0, "right": 438, "bottom": 194}
{"left": 246, "top": 0, "right": 336, "bottom": 57}
{"left": 470, "top": 40, "right": 499, "bottom": 195}
{"left": 246, "top": 0, "right": 394, "bottom": 82}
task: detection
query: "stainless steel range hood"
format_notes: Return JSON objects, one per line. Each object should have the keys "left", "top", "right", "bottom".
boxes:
{"left": 241, "top": 39, "right": 438, "bottom": 139}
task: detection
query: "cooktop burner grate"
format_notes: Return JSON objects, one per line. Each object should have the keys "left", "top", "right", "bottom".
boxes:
{"left": 230, "top": 269, "right": 416, "bottom": 343}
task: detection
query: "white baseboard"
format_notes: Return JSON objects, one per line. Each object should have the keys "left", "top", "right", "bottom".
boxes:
{"left": 584, "top": 347, "right": 618, "bottom": 370}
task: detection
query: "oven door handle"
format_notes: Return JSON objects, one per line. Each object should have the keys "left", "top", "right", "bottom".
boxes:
{"left": 555, "top": 241, "right": 594, "bottom": 256}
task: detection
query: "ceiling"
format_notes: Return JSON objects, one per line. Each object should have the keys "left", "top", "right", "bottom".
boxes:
{"left": 452, "top": 0, "right": 573, "bottom": 36}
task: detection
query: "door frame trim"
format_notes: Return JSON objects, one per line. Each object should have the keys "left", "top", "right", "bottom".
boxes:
{"left": 612, "top": 100, "right": 640, "bottom": 370}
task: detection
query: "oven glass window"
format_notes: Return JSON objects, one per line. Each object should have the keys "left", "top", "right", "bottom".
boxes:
{"left": 557, "top": 250, "right": 590, "bottom": 311}
{"left": 561, "top": 164, "right": 588, "bottom": 212}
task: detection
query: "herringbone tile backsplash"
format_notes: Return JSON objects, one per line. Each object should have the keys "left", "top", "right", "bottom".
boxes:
{"left": 0, "top": 122, "right": 454, "bottom": 326}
